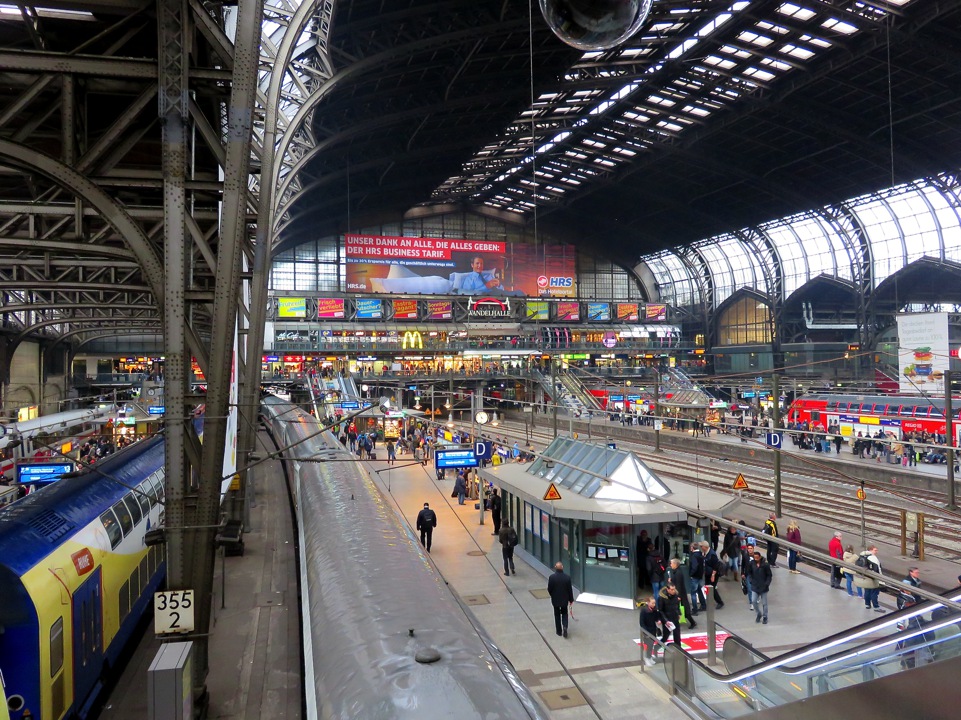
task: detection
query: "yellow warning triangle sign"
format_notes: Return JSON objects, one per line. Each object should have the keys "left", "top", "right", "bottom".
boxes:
{"left": 732, "top": 473, "right": 749, "bottom": 491}
{"left": 543, "top": 483, "right": 563, "bottom": 501}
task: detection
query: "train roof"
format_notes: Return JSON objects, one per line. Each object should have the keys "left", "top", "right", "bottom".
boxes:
{"left": 0, "top": 436, "right": 164, "bottom": 575}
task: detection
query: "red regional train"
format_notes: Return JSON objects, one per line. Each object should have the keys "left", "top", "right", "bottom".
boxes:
{"left": 788, "top": 393, "right": 961, "bottom": 443}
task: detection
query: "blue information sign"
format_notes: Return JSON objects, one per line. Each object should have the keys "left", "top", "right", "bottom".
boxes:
{"left": 148, "top": 406, "right": 165, "bottom": 415}
{"left": 435, "top": 449, "right": 479, "bottom": 469}
{"left": 338, "top": 401, "right": 360, "bottom": 410}
{"left": 17, "top": 462, "right": 74, "bottom": 486}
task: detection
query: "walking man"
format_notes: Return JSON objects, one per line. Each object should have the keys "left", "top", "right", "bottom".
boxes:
{"left": 547, "top": 562, "right": 575, "bottom": 637}
{"left": 666, "top": 557, "right": 697, "bottom": 629}
{"left": 688, "top": 542, "right": 707, "bottom": 615}
{"left": 498, "top": 520, "right": 518, "bottom": 575}
{"left": 416, "top": 502, "right": 437, "bottom": 553}
{"left": 700, "top": 541, "right": 725, "bottom": 609}
{"left": 490, "top": 488, "right": 502, "bottom": 535}
{"left": 763, "top": 513, "right": 780, "bottom": 567}
{"left": 749, "top": 551, "right": 773, "bottom": 624}
{"left": 828, "top": 531, "right": 844, "bottom": 589}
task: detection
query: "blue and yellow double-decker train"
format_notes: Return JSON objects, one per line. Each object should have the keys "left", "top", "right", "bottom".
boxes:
{"left": 0, "top": 436, "right": 167, "bottom": 720}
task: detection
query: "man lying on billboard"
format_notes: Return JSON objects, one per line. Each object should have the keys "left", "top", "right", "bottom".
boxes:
{"left": 368, "top": 255, "right": 524, "bottom": 296}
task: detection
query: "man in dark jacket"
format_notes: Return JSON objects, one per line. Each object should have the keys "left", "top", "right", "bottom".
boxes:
{"left": 415, "top": 502, "right": 437, "bottom": 552}
{"left": 646, "top": 542, "right": 667, "bottom": 597}
{"left": 666, "top": 558, "right": 696, "bottom": 629}
{"left": 700, "top": 541, "right": 725, "bottom": 609}
{"left": 639, "top": 596, "right": 663, "bottom": 666}
{"left": 749, "top": 551, "right": 773, "bottom": 624}
{"left": 657, "top": 583, "right": 683, "bottom": 646}
{"left": 498, "top": 520, "right": 518, "bottom": 576}
{"left": 688, "top": 543, "right": 706, "bottom": 614}
{"left": 489, "top": 488, "right": 502, "bottom": 534}
{"left": 547, "top": 562, "right": 575, "bottom": 637}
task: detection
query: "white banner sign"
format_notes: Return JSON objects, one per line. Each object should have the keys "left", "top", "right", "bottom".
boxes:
{"left": 897, "top": 312, "right": 949, "bottom": 395}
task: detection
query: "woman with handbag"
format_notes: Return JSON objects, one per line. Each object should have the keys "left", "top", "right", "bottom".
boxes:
{"left": 786, "top": 520, "right": 802, "bottom": 573}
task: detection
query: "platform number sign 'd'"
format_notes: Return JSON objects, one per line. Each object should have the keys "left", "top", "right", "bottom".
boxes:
{"left": 543, "top": 483, "right": 563, "bottom": 501}
{"left": 154, "top": 590, "right": 195, "bottom": 635}
{"left": 732, "top": 474, "right": 749, "bottom": 491}
{"left": 765, "top": 432, "right": 782, "bottom": 449}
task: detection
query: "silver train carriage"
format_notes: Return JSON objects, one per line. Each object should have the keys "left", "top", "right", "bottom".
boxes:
{"left": 260, "top": 397, "right": 546, "bottom": 720}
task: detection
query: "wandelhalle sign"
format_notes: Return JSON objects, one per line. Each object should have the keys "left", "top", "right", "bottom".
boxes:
{"left": 467, "top": 297, "right": 513, "bottom": 319}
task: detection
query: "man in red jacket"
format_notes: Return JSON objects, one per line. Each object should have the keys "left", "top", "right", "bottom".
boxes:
{"left": 828, "top": 531, "right": 844, "bottom": 589}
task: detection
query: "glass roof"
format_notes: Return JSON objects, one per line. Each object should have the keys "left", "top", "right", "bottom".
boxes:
{"left": 528, "top": 437, "right": 670, "bottom": 501}
{"left": 639, "top": 173, "right": 961, "bottom": 309}
{"left": 428, "top": 0, "right": 916, "bottom": 215}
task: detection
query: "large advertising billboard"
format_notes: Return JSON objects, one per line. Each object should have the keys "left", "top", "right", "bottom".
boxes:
{"left": 897, "top": 312, "right": 949, "bottom": 395}
{"left": 317, "top": 298, "right": 345, "bottom": 319}
{"left": 277, "top": 297, "right": 306, "bottom": 318}
{"left": 587, "top": 302, "right": 610, "bottom": 322}
{"left": 393, "top": 299, "right": 418, "bottom": 320}
{"left": 557, "top": 301, "right": 580, "bottom": 321}
{"left": 356, "top": 299, "right": 383, "bottom": 319}
{"left": 426, "top": 300, "right": 452, "bottom": 320}
{"left": 344, "top": 234, "right": 576, "bottom": 297}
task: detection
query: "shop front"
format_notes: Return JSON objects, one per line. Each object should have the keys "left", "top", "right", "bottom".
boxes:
{"left": 480, "top": 438, "right": 739, "bottom": 606}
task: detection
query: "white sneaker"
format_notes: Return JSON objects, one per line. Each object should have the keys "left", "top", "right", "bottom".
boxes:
{"left": 644, "top": 657, "right": 656, "bottom": 667}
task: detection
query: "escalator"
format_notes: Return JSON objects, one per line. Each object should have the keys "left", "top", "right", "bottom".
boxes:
{"left": 557, "top": 370, "right": 603, "bottom": 412}
{"left": 530, "top": 368, "right": 590, "bottom": 417}
{"left": 650, "top": 592, "right": 961, "bottom": 719}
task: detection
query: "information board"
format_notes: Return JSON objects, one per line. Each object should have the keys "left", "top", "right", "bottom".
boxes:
{"left": 435, "top": 449, "right": 479, "bottom": 468}
{"left": 17, "top": 462, "right": 74, "bottom": 486}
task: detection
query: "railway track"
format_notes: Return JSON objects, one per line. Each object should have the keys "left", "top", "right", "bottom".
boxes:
{"left": 478, "top": 419, "right": 961, "bottom": 560}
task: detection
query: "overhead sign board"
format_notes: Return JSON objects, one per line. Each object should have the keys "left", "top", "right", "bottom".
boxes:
{"left": 474, "top": 441, "right": 493, "bottom": 460}
{"left": 435, "top": 449, "right": 479, "bottom": 469}
{"left": 17, "top": 462, "right": 74, "bottom": 485}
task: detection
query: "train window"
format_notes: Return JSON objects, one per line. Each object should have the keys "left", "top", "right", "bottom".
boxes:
{"left": 912, "top": 407, "right": 927, "bottom": 417}
{"left": 836, "top": 402, "right": 849, "bottom": 412}
{"left": 136, "top": 485, "right": 151, "bottom": 514}
{"left": 50, "top": 616, "right": 64, "bottom": 677}
{"left": 100, "top": 510, "right": 123, "bottom": 549}
{"left": 872, "top": 404, "right": 887, "bottom": 414}
{"left": 123, "top": 494, "right": 142, "bottom": 526}
{"left": 144, "top": 476, "right": 159, "bottom": 505}
{"left": 119, "top": 580, "right": 130, "bottom": 622}
{"left": 139, "top": 556, "right": 149, "bottom": 592}
{"left": 898, "top": 405, "right": 912, "bottom": 416}
{"left": 152, "top": 476, "right": 165, "bottom": 504}
{"left": 112, "top": 500, "right": 134, "bottom": 537}
{"left": 827, "top": 401, "right": 839, "bottom": 410}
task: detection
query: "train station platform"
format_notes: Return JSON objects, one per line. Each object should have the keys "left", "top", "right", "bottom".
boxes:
{"left": 99, "top": 422, "right": 961, "bottom": 720}
{"left": 358, "top": 446, "right": 957, "bottom": 719}
{"left": 99, "top": 430, "right": 301, "bottom": 720}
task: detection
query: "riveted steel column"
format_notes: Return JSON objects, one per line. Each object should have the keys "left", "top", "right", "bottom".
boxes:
{"left": 157, "top": 0, "right": 192, "bottom": 692}
{"left": 193, "top": 0, "right": 264, "bottom": 692}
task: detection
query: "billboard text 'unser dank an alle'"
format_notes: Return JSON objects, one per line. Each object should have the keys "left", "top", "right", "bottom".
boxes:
{"left": 344, "top": 234, "right": 577, "bottom": 298}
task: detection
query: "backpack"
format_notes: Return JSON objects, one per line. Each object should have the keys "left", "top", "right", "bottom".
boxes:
{"left": 855, "top": 553, "right": 869, "bottom": 569}
{"left": 507, "top": 529, "right": 518, "bottom": 548}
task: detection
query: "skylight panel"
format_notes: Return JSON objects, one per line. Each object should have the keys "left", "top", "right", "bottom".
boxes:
{"left": 743, "top": 67, "right": 776, "bottom": 82}
{"left": 756, "top": 21, "right": 790, "bottom": 35}
{"left": 782, "top": 43, "right": 815, "bottom": 60}
{"left": 613, "top": 146, "right": 638, "bottom": 157}
{"left": 657, "top": 120, "right": 684, "bottom": 133}
{"left": 802, "top": 34, "right": 832, "bottom": 49}
{"left": 560, "top": 177, "right": 582, "bottom": 186}
{"left": 683, "top": 105, "right": 712, "bottom": 117}
{"left": 760, "top": 58, "right": 793, "bottom": 72}
{"left": 623, "top": 110, "right": 651, "bottom": 122}
{"left": 704, "top": 55, "right": 738, "bottom": 70}
{"left": 737, "top": 30, "right": 774, "bottom": 47}
{"left": 648, "top": 94, "right": 676, "bottom": 107}
{"left": 594, "top": 158, "right": 617, "bottom": 168}
{"left": 777, "top": 3, "right": 816, "bottom": 21}
{"left": 822, "top": 17, "right": 858, "bottom": 35}
{"left": 582, "top": 138, "right": 607, "bottom": 148}
{"left": 719, "top": 45, "right": 752, "bottom": 59}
